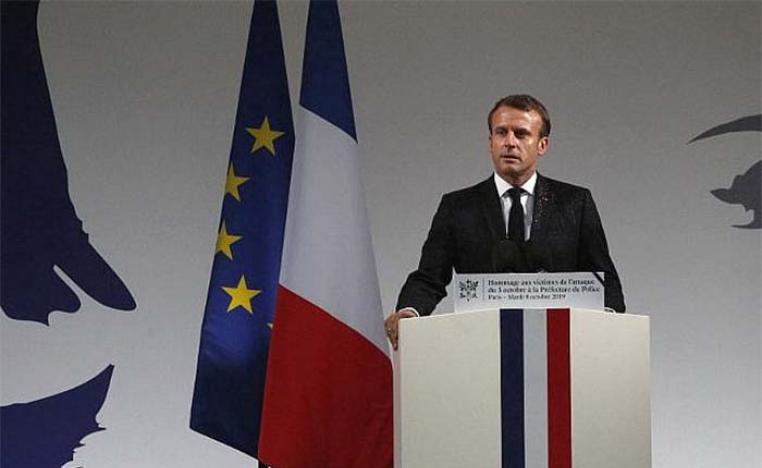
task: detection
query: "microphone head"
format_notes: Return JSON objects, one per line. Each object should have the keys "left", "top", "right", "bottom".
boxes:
{"left": 491, "top": 239, "right": 526, "bottom": 272}
{"left": 521, "top": 241, "right": 554, "bottom": 272}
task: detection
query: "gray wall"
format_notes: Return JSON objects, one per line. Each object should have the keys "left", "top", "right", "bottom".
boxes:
{"left": 1, "top": 1, "right": 759, "bottom": 467}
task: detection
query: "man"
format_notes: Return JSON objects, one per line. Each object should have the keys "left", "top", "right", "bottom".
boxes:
{"left": 385, "top": 94, "right": 625, "bottom": 348}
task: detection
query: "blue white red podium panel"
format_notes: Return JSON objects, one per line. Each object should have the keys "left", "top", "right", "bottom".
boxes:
{"left": 393, "top": 308, "right": 651, "bottom": 468}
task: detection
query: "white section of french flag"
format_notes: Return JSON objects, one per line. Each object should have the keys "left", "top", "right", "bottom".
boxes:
{"left": 278, "top": 109, "right": 388, "bottom": 355}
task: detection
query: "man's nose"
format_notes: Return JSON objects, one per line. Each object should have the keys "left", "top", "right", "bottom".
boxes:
{"left": 504, "top": 132, "right": 518, "bottom": 146}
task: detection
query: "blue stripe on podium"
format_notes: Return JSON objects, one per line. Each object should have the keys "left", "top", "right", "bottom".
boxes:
{"left": 500, "top": 309, "right": 525, "bottom": 468}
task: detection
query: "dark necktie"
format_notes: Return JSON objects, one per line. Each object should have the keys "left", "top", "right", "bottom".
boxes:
{"left": 507, "top": 187, "right": 525, "bottom": 242}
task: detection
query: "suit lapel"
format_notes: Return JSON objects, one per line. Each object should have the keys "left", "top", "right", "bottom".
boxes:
{"left": 531, "top": 173, "right": 552, "bottom": 241}
{"left": 478, "top": 176, "right": 506, "bottom": 241}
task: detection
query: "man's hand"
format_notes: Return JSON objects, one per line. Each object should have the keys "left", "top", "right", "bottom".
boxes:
{"left": 384, "top": 309, "right": 417, "bottom": 350}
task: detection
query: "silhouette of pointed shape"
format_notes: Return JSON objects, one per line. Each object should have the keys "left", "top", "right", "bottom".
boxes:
{"left": 689, "top": 114, "right": 762, "bottom": 143}
{"left": 1, "top": 0, "right": 136, "bottom": 323}
{"left": 711, "top": 160, "right": 761, "bottom": 229}
{"left": 0, "top": 365, "right": 115, "bottom": 468}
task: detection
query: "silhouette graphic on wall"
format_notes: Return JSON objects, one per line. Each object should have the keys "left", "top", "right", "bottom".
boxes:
{"left": 0, "top": 365, "right": 114, "bottom": 468}
{"left": 711, "top": 161, "right": 761, "bottom": 229}
{"left": 689, "top": 114, "right": 761, "bottom": 143}
{"left": 690, "top": 115, "right": 761, "bottom": 230}
{"left": 1, "top": 0, "right": 136, "bottom": 324}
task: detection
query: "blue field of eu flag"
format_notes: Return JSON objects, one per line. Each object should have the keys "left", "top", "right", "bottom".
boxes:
{"left": 190, "top": 0, "right": 294, "bottom": 459}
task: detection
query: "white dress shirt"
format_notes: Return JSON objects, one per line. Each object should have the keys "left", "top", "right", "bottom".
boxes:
{"left": 494, "top": 171, "right": 537, "bottom": 241}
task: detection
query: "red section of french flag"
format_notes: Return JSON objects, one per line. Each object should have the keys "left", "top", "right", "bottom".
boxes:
{"left": 547, "top": 309, "right": 571, "bottom": 468}
{"left": 259, "top": 286, "right": 393, "bottom": 467}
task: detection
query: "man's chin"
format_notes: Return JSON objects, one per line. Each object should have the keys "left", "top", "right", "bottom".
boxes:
{"left": 497, "top": 166, "right": 522, "bottom": 178}
{"left": 496, "top": 167, "right": 533, "bottom": 185}
{"left": 497, "top": 159, "right": 522, "bottom": 170}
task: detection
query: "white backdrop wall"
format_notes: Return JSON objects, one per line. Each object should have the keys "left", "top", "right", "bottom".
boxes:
{"left": 1, "top": 1, "right": 760, "bottom": 467}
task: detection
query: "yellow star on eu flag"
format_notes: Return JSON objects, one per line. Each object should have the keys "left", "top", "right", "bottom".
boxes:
{"left": 225, "top": 163, "right": 249, "bottom": 202}
{"left": 215, "top": 221, "right": 242, "bottom": 260}
{"left": 222, "top": 275, "right": 261, "bottom": 314}
{"left": 245, "top": 116, "right": 285, "bottom": 155}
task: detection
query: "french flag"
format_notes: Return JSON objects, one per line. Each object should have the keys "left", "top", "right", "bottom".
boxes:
{"left": 258, "top": 1, "right": 393, "bottom": 467}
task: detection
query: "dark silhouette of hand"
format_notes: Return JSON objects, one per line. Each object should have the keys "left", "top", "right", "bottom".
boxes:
{"left": 1, "top": 1, "right": 135, "bottom": 324}
{"left": 0, "top": 365, "right": 114, "bottom": 468}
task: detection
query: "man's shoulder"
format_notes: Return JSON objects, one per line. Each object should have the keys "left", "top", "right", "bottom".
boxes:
{"left": 537, "top": 173, "right": 591, "bottom": 197}
{"left": 442, "top": 177, "right": 494, "bottom": 202}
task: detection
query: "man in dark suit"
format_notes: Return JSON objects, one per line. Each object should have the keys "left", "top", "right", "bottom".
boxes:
{"left": 385, "top": 95, "right": 625, "bottom": 348}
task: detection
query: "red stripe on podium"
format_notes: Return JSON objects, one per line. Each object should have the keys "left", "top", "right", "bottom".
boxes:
{"left": 547, "top": 309, "right": 571, "bottom": 468}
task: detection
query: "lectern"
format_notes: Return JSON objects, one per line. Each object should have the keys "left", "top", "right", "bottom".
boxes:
{"left": 393, "top": 308, "right": 650, "bottom": 468}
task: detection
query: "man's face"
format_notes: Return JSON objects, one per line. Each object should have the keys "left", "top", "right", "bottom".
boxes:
{"left": 489, "top": 106, "right": 549, "bottom": 185}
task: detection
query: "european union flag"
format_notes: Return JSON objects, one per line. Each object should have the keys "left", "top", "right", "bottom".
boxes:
{"left": 190, "top": 0, "right": 294, "bottom": 459}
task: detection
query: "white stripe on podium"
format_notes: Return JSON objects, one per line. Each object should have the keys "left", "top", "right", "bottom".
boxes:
{"left": 523, "top": 309, "right": 549, "bottom": 468}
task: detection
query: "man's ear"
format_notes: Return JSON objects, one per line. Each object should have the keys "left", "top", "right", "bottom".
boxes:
{"left": 538, "top": 136, "right": 550, "bottom": 155}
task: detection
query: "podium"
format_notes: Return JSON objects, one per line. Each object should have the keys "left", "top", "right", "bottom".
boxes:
{"left": 393, "top": 308, "right": 650, "bottom": 468}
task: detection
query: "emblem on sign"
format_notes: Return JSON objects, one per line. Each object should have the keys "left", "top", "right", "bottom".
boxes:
{"left": 458, "top": 279, "right": 480, "bottom": 301}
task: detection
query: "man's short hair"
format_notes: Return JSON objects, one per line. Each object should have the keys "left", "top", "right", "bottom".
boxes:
{"left": 488, "top": 94, "right": 551, "bottom": 138}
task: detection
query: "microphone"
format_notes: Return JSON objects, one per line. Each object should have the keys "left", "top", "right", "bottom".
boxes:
{"left": 520, "top": 241, "right": 554, "bottom": 272}
{"left": 490, "top": 239, "right": 527, "bottom": 272}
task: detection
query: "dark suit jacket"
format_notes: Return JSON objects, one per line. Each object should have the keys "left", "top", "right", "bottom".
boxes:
{"left": 396, "top": 174, "right": 626, "bottom": 314}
